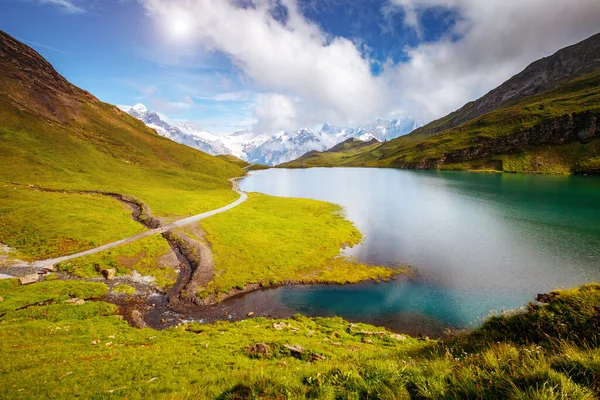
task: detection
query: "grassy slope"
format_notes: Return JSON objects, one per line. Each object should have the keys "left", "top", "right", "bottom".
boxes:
{"left": 0, "top": 279, "right": 598, "bottom": 399}
{"left": 0, "top": 58, "right": 243, "bottom": 259}
{"left": 283, "top": 69, "right": 600, "bottom": 173}
{"left": 0, "top": 185, "right": 145, "bottom": 260}
{"left": 199, "top": 193, "right": 396, "bottom": 294}
{"left": 216, "top": 154, "right": 251, "bottom": 168}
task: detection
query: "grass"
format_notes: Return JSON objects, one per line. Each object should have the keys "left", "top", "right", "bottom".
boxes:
{"left": 246, "top": 163, "right": 271, "bottom": 171}
{"left": 0, "top": 185, "right": 146, "bottom": 260}
{"left": 56, "top": 234, "right": 177, "bottom": 288}
{"left": 200, "top": 193, "right": 397, "bottom": 294}
{"left": 0, "top": 279, "right": 599, "bottom": 399}
{"left": 0, "top": 57, "right": 244, "bottom": 260}
{"left": 215, "top": 154, "right": 251, "bottom": 168}
{"left": 113, "top": 284, "right": 136, "bottom": 295}
{"left": 283, "top": 69, "right": 600, "bottom": 174}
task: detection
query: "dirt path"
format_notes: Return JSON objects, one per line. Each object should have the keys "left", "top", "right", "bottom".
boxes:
{"left": 26, "top": 178, "right": 247, "bottom": 270}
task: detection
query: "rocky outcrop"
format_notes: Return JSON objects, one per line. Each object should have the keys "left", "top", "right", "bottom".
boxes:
{"left": 391, "top": 111, "right": 600, "bottom": 171}
{"left": 417, "top": 32, "right": 600, "bottom": 135}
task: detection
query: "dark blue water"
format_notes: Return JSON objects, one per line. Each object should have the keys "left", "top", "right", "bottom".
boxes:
{"left": 233, "top": 168, "right": 600, "bottom": 336}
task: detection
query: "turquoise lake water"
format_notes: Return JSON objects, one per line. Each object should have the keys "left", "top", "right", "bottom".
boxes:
{"left": 235, "top": 168, "right": 600, "bottom": 336}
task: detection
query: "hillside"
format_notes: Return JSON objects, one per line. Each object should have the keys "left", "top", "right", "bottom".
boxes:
{"left": 0, "top": 30, "right": 244, "bottom": 260}
{"left": 282, "top": 33, "right": 600, "bottom": 174}
{"left": 1, "top": 278, "right": 599, "bottom": 398}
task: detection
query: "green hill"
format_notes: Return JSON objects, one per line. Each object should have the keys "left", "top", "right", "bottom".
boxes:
{"left": 282, "top": 33, "right": 600, "bottom": 174}
{"left": 0, "top": 30, "right": 244, "bottom": 259}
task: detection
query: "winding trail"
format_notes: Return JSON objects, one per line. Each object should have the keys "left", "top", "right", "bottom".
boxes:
{"left": 30, "top": 178, "right": 248, "bottom": 270}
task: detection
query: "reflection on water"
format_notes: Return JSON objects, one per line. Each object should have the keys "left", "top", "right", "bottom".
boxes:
{"left": 235, "top": 168, "right": 600, "bottom": 335}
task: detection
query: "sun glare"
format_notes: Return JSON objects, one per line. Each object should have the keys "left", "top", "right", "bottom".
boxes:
{"left": 165, "top": 9, "right": 195, "bottom": 42}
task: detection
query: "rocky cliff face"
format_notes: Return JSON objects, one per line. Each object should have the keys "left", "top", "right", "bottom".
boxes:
{"left": 391, "top": 111, "right": 600, "bottom": 171}
{"left": 419, "top": 33, "right": 600, "bottom": 135}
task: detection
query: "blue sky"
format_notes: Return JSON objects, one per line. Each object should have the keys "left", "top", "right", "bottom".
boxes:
{"left": 1, "top": 0, "right": 599, "bottom": 134}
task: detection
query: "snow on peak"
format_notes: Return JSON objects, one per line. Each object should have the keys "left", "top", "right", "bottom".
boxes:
{"left": 128, "top": 104, "right": 425, "bottom": 166}
{"left": 131, "top": 103, "right": 148, "bottom": 113}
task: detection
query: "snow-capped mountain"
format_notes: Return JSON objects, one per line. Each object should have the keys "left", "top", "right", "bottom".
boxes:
{"left": 126, "top": 104, "right": 424, "bottom": 166}
{"left": 127, "top": 104, "right": 231, "bottom": 156}
{"left": 319, "top": 118, "right": 425, "bottom": 148}
{"left": 246, "top": 129, "right": 328, "bottom": 166}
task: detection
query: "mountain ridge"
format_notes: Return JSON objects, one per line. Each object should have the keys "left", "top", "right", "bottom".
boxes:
{"left": 126, "top": 103, "right": 424, "bottom": 166}
{"left": 282, "top": 33, "right": 600, "bottom": 174}
{"left": 417, "top": 32, "right": 600, "bottom": 135}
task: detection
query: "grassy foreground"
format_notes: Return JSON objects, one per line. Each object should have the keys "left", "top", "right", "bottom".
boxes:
{"left": 199, "top": 193, "right": 397, "bottom": 295}
{"left": 0, "top": 279, "right": 599, "bottom": 399}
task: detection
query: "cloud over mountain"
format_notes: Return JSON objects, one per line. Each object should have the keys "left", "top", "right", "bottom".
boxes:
{"left": 139, "top": 0, "right": 600, "bottom": 132}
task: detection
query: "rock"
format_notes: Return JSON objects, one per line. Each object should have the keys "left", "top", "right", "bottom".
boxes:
{"left": 247, "top": 312, "right": 255, "bottom": 317}
{"left": 247, "top": 343, "right": 270, "bottom": 357}
{"left": 272, "top": 322, "right": 286, "bottom": 331}
{"left": 102, "top": 268, "right": 116, "bottom": 280}
{"left": 64, "top": 298, "right": 85, "bottom": 306}
{"left": 283, "top": 344, "right": 304, "bottom": 354}
{"left": 0, "top": 297, "right": 4, "bottom": 302}
{"left": 364, "top": 339, "right": 374, "bottom": 344}
{"left": 359, "top": 330, "right": 387, "bottom": 336}
{"left": 130, "top": 310, "right": 147, "bottom": 329}
{"left": 19, "top": 274, "right": 39, "bottom": 285}
{"left": 390, "top": 334, "right": 407, "bottom": 341}
{"left": 535, "top": 293, "right": 554, "bottom": 303}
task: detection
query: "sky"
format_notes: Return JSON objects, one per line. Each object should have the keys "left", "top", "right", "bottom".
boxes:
{"left": 1, "top": 0, "right": 599, "bottom": 135}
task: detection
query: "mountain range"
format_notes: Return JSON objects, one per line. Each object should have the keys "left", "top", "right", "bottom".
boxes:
{"left": 125, "top": 104, "right": 424, "bottom": 166}
{"left": 283, "top": 32, "right": 600, "bottom": 174}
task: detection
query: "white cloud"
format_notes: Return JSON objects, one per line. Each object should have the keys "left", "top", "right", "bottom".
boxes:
{"left": 384, "top": 0, "right": 600, "bottom": 118}
{"left": 139, "top": 0, "right": 600, "bottom": 132}
{"left": 30, "top": 0, "right": 85, "bottom": 13}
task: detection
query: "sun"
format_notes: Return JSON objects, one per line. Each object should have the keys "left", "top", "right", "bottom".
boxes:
{"left": 165, "top": 9, "right": 195, "bottom": 42}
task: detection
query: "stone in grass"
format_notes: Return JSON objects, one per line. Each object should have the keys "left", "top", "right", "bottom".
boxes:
{"left": 0, "top": 297, "right": 4, "bottom": 302}
{"left": 247, "top": 343, "right": 271, "bottom": 358}
{"left": 390, "top": 334, "right": 407, "bottom": 341}
{"left": 102, "top": 269, "right": 116, "bottom": 280}
{"left": 64, "top": 298, "right": 85, "bottom": 306}
{"left": 272, "top": 322, "right": 287, "bottom": 330}
{"left": 19, "top": 274, "right": 39, "bottom": 285}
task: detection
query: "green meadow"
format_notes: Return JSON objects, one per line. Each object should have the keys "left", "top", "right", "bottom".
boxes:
{"left": 200, "top": 193, "right": 397, "bottom": 295}
{"left": 0, "top": 279, "right": 598, "bottom": 399}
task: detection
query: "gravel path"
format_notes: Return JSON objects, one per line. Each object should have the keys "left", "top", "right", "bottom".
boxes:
{"left": 24, "top": 178, "right": 248, "bottom": 271}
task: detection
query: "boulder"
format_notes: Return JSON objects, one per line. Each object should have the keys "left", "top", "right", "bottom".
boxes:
{"left": 102, "top": 268, "right": 116, "bottom": 280}
{"left": 247, "top": 343, "right": 270, "bottom": 357}
{"left": 535, "top": 293, "right": 554, "bottom": 303}
{"left": 19, "top": 274, "right": 39, "bottom": 285}
{"left": 247, "top": 311, "right": 255, "bottom": 317}
{"left": 272, "top": 322, "right": 286, "bottom": 330}
{"left": 390, "top": 334, "right": 407, "bottom": 341}
{"left": 64, "top": 298, "right": 85, "bottom": 305}
{"left": 283, "top": 344, "right": 304, "bottom": 354}
{"left": 130, "top": 310, "right": 147, "bottom": 329}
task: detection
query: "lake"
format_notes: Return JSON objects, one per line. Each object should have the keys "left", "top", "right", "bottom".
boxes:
{"left": 232, "top": 168, "right": 600, "bottom": 336}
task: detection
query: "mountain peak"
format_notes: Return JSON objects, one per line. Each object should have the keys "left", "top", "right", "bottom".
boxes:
{"left": 131, "top": 103, "right": 148, "bottom": 113}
